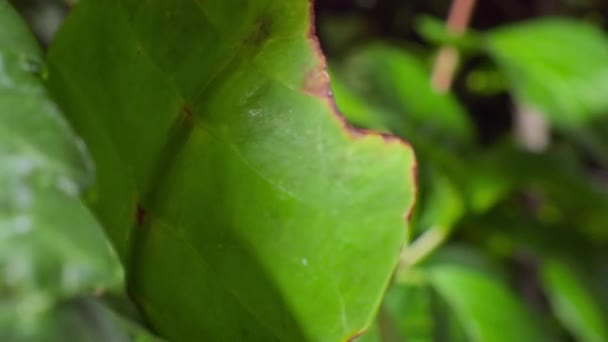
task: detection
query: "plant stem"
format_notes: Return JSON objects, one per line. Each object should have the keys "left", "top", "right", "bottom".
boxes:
{"left": 399, "top": 225, "right": 449, "bottom": 268}
{"left": 430, "top": 0, "right": 477, "bottom": 92}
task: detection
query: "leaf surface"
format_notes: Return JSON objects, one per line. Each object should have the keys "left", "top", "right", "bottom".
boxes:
{"left": 47, "top": 0, "right": 417, "bottom": 340}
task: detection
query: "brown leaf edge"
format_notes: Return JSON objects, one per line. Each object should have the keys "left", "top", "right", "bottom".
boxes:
{"left": 304, "top": 2, "right": 418, "bottom": 341}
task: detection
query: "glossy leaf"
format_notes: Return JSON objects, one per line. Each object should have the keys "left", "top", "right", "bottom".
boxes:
{"left": 46, "top": 0, "right": 417, "bottom": 341}
{"left": 541, "top": 260, "right": 608, "bottom": 342}
{"left": 0, "top": 0, "right": 121, "bottom": 339}
{"left": 430, "top": 265, "right": 547, "bottom": 342}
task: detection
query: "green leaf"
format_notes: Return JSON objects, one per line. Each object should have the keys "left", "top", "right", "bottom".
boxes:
{"left": 4, "top": 296, "right": 165, "bottom": 342}
{"left": 486, "top": 19, "right": 608, "bottom": 129}
{"left": 430, "top": 265, "right": 547, "bottom": 342}
{"left": 334, "top": 43, "right": 474, "bottom": 149}
{"left": 357, "top": 284, "right": 435, "bottom": 342}
{"left": 14, "top": 298, "right": 122, "bottom": 342}
{"left": 466, "top": 143, "right": 608, "bottom": 240}
{"left": 382, "top": 282, "right": 435, "bottom": 341}
{"left": 330, "top": 73, "right": 391, "bottom": 132}
{"left": 46, "top": 0, "right": 417, "bottom": 341}
{"left": 415, "top": 167, "right": 464, "bottom": 233}
{"left": 0, "top": 0, "right": 122, "bottom": 339}
{"left": 541, "top": 260, "right": 608, "bottom": 342}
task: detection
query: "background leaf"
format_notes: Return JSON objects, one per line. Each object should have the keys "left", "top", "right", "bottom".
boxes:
{"left": 541, "top": 259, "right": 608, "bottom": 342}
{"left": 487, "top": 19, "right": 608, "bottom": 128}
{"left": 333, "top": 43, "right": 474, "bottom": 149}
{"left": 486, "top": 18, "right": 608, "bottom": 163}
{"left": 382, "top": 281, "right": 435, "bottom": 341}
{"left": 429, "top": 265, "right": 547, "bottom": 342}
{"left": 0, "top": 0, "right": 122, "bottom": 339}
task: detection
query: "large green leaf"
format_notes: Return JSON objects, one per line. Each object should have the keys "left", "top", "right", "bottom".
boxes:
{"left": 430, "top": 265, "right": 547, "bottom": 342}
{"left": 487, "top": 19, "right": 608, "bottom": 129}
{"left": 541, "top": 260, "right": 608, "bottom": 342}
{"left": 46, "top": 0, "right": 417, "bottom": 340}
{"left": 0, "top": 0, "right": 122, "bottom": 339}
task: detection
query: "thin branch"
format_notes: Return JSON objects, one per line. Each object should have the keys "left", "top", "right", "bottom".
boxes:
{"left": 399, "top": 226, "right": 448, "bottom": 268}
{"left": 430, "top": 0, "right": 477, "bottom": 92}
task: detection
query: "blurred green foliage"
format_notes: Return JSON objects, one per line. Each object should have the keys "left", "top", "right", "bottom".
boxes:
{"left": 3, "top": 0, "right": 608, "bottom": 340}
{"left": 0, "top": 1, "right": 162, "bottom": 340}
{"left": 325, "top": 2, "right": 608, "bottom": 341}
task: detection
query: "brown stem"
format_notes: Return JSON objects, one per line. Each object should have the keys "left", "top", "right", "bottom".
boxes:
{"left": 430, "top": 0, "right": 477, "bottom": 92}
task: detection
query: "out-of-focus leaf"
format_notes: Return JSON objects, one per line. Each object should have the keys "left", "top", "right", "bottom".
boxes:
{"left": 395, "top": 248, "right": 498, "bottom": 342}
{"left": 318, "top": 15, "right": 367, "bottom": 57}
{"left": 470, "top": 207, "right": 608, "bottom": 340}
{"left": 3, "top": 296, "right": 165, "bottom": 342}
{"left": 430, "top": 265, "right": 547, "bottom": 342}
{"left": 541, "top": 260, "right": 608, "bottom": 342}
{"left": 47, "top": 0, "right": 417, "bottom": 341}
{"left": 415, "top": 167, "right": 464, "bottom": 233}
{"left": 423, "top": 244, "right": 501, "bottom": 278}
{"left": 431, "top": 285, "right": 469, "bottom": 342}
{"left": 0, "top": 1, "right": 122, "bottom": 339}
{"left": 464, "top": 65, "right": 508, "bottom": 96}
{"left": 330, "top": 74, "right": 391, "bottom": 131}
{"left": 467, "top": 143, "right": 608, "bottom": 240}
{"left": 401, "top": 167, "right": 464, "bottom": 267}
{"left": 486, "top": 19, "right": 608, "bottom": 129}
{"left": 382, "top": 281, "right": 434, "bottom": 342}
{"left": 466, "top": 143, "right": 536, "bottom": 213}
{"left": 335, "top": 43, "right": 474, "bottom": 149}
